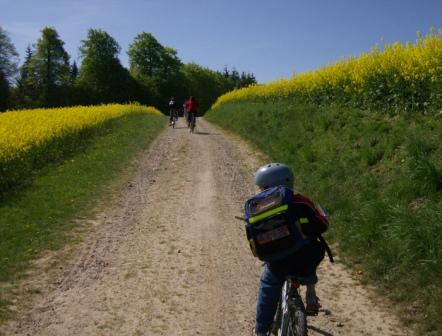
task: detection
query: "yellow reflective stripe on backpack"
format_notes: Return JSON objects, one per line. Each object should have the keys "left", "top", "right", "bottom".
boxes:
{"left": 249, "top": 205, "right": 289, "bottom": 224}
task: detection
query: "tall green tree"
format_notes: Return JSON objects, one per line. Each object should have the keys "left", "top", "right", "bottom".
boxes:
{"left": 128, "top": 32, "right": 183, "bottom": 108}
{"left": 128, "top": 33, "right": 162, "bottom": 78}
{"left": 16, "top": 45, "right": 38, "bottom": 107}
{"left": 28, "top": 27, "right": 71, "bottom": 107}
{"left": 77, "top": 29, "right": 135, "bottom": 104}
{"left": 70, "top": 61, "right": 78, "bottom": 82}
{"left": 0, "top": 26, "right": 19, "bottom": 111}
{"left": 128, "top": 32, "right": 181, "bottom": 78}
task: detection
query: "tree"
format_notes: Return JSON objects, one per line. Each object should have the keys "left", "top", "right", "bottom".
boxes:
{"left": 0, "top": 26, "right": 19, "bottom": 111}
{"left": 161, "top": 47, "right": 182, "bottom": 78}
{"left": 0, "top": 71, "right": 9, "bottom": 111}
{"left": 18, "top": 45, "right": 34, "bottom": 84}
{"left": 182, "top": 63, "right": 235, "bottom": 113}
{"left": 222, "top": 66, "right": 230, "bottom": 78}
{"left": 28, "top": 27, "right": 71, "bottom": 107}
{"left": 77, "top": 29, "right": 133, "bottom": 104}
{"left": 128, "top": 32, "right": 183, "bottom": 108}
{"left": 16, "top": 45, "right": 38, "bottom": 107}
{"left": 220, "top": 66, "right": 257, "bottom": 89}
{"left": 239, "top": 71, "right": 257, "bottom": 88}
{"left": 70, "top": 61, "right": 78, "bottom": 82}
{"left": 128, "top": 32, "right": 162, "bottom": 78}
{"left": 128, "top": 32, "right": 181, "bottom": 79}
{"left": 230, "top": 68, "right": 240, "bottom": 86}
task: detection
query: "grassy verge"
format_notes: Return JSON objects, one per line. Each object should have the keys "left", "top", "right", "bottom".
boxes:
{"left": 0, "top": 113, "right": 166, "bottom": 320}
{"left": 206, "top": 101, "right": 442, "bottom": 335}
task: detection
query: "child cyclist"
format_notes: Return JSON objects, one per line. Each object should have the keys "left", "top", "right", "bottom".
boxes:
{"left": 184, "top": 96, "right": 199, "bottom": 128}
{"left": 248, "top": 163, "right": 331, "bottom": 336}
{"left": 168, "top": 97, "right": 179, "bottom": 126}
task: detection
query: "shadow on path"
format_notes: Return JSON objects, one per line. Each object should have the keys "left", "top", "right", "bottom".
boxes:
{"left": 194, "top": 131, "right": 220, "bottom": 136}
{"left": 308, "top": 325, "right": 334, "bottom": 336}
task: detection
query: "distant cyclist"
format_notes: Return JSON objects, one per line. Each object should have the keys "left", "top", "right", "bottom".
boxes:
{"left": 250, "top": 163, "right": 331, "bottom": 336}
{"left": 168, "top": 97, "right": 179, "bottom": 127}
{"left": 184, "top": 96, "right": 199, "bottom": 129}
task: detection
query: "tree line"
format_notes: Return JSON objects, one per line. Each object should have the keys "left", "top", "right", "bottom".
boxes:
{"left": 0, "top": 26, "right": 257, "bottom": 113}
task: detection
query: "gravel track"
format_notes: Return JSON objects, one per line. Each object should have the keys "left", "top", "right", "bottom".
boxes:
{"left": 1, "top": 118, "right": 411, "bottom": 336}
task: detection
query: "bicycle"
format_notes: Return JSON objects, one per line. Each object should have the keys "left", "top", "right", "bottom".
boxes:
{"left": 169, "top": 108, "right": 178, "bottom": 128}
{"left": 171, "top": 112, "right": 178, "bottom": 128}
{"left": 234, "top": 215, "right": 308, "bottom": 336}
{"left": 184, "top": 109, "right": 189, "bottom": 127}
{"left": 270, "top": 276, "right": 307, "bottom": 336}
{"left": 189, "top": 113, "right": 196, "bottom": 133}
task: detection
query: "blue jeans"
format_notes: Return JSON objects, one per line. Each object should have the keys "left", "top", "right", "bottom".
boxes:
{"left": 187, "top": 112, "right": 195, "bottom": 125}
{"left": 255, "top": 241, "right": 324, "bottom": 333}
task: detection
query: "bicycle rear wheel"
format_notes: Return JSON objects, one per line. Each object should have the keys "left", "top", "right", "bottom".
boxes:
{"left": 287, "top": 295, "right": 307, "bottom": 336}
{"left": 277, "top": 281, "right": 307, "bottom": 336}
{"left": 189, "top": 115, "right": 196, "bottom": 133}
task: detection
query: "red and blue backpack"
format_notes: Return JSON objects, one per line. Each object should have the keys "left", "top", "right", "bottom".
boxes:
{"left": 244, "top": 185, "right": 332, "bottom": 262}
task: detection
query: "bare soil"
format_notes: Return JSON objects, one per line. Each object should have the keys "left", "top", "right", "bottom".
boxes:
{"left": 0, "top": 118, "right": 412, "bottom": 335}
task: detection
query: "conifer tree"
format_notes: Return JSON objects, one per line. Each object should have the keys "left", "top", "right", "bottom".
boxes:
{"left": 29, "top": 27, "right": 71, "bottom": 106}
{"left": 70, "top": 61, "right": 78, "bottom": 82}
{"left": 16, "top": 45, "right": 38, "bottom": 107}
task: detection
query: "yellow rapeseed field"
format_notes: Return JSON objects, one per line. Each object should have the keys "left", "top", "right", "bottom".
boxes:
{"left": 213, "top": 31, "right": 442, "bottom": 112}
{"left": 0, "top": 104, "right": 161, "bottom": 191}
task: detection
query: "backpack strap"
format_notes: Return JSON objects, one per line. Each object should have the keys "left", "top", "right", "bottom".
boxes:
{"left": 317, "top": 234, "right": 334, "bottom": 263}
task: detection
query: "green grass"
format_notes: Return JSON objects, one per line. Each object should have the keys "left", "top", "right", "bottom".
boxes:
{"left": 0, "top": 113, "right": 166, "bottom": 320}
{"left": 206, "top": 100, "right": 442, "bottom": 335}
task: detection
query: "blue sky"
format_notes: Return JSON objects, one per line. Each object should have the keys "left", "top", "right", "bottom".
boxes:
{"left": 1, "top": 0, "right": 441, "bottom": 83}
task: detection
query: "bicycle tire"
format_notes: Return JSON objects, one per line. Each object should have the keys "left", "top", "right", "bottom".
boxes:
{"left": 275, "top": 281, "right": 307, "bottom": 336}
{"left": 287, "top": 295, "right": 307, "bottom": 336}
{"left": 189, "top": 115, "right": 196, "bottom": 133}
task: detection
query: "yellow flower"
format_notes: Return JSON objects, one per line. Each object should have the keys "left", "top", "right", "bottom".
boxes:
{"left": 211, "top": 31, "right": 442, "bottom": 111}
{"left": 0, "top": 104, "right": 161, "bottom": 190}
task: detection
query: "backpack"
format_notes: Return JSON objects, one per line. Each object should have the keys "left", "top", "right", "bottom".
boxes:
{"left": 244, "top": 186, "right": 311, "bottom": 262}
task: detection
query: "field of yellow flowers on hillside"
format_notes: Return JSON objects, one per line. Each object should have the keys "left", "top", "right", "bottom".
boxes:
{"left": 0, "top": 104, "right": 161, "bottom": 192}
{"left": 214, "top": 31, "right": 442, "bottom": 113}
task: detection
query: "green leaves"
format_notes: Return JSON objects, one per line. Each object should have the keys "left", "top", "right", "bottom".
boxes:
{"left": 128, "top": 32, "right": 181, "bottom": 79}
{"left": 0, "top": 26, "right": 19, "bottom": 80}
{"left": 77, "top": 29, "right": 132, "bottom": 104}
{"left": 0, "top": 26, "right": 19, "bottom": 111}
{"left": 79, "top": 29, "right": 121, "bottom": 60}
{"left": 30, "top": 27, "right": 71, "bottom": 106}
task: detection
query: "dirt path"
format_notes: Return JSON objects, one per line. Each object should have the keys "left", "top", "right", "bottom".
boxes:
{"left": 1, "top": 118, "right": 412, "bottom": 336}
